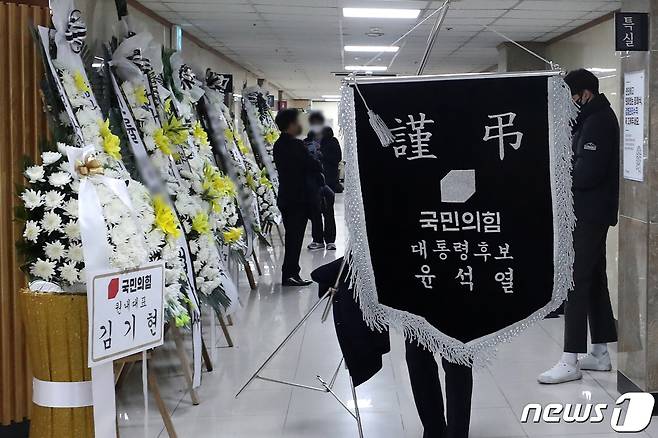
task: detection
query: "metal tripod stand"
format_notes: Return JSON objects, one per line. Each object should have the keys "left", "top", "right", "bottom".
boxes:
{"left": 235, "top": 260, "right": 364, "bottom": 437}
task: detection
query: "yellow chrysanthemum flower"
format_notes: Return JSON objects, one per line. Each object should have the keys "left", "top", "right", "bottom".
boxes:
{"left": 259, "top": 168, "right": 273, "bottom": 189}
{"left": 153, "top": 128, "right": 173, "bottom": 156}
{"left": 73, "top": 71, "right": 90, "bottom": 93}
{"left": 214, "top": 174, "right": 236, "bottom": 198}
{"left": 192, "top": 213, "right": 211, "bottom": 235}
{"left": 98, "top": 119, "right": 122, "bottom": 160}
{"left": 246, "top": 173, "right": 256, "bottom": 190}
{"left": 264, "top": 128, "right": 279, "bottom": 145}
{"left": 153, "top": 195, "right": 181, "bottom": 239}
{"left": 236, "top": 136, "right": 250, "bottom": 155}
{"left": 163, "top": 116, "right": 189, "bottom": 145}
{"left": 223, "top": 227, "right": 244, "bottom": 244}
{"left": 193, "top": 121, "right": 210, "bottom": 147}
{"left": 259, "top": 175, "right": 273, "bottom": 190}
{"left": 224, "top": 128, "right": 234, "bottom": 143}
{"left": 175, "top": 313, "right": 191, "bottom": 328}
{"left": 211, "top": 200, "right": 223, "bottom": 214}
{"left": 134, "top": 86, "right": 149, "bottom": 106}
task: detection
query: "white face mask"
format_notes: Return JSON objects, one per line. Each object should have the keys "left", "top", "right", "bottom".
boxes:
{"left": 310, "top": 124, "right": 324, "bottom": 134}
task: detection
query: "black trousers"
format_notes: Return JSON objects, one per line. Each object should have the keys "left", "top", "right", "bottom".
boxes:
{"left": 564, "top": 221, "right": 618, "bottom": 353}
{"left": 280, "top": 203, "right": 310, "bottom": 280}
{"left": 406, "top": 341, "right": 473, "bottom": 438}
{"left": 310, "top": 189, "right": 337, "bottom": 244}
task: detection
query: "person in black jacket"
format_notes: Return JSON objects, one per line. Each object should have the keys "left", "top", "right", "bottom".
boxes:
{"left": 539, "top": 69, "right": 619, "bottom": 384}
{"left": 314, "top": 127, "right": 342, "bottom": 250}
{"left": 273, "top": 109, "right": 323, "bottom": 287}
{"left": 321, "top": 126, "right": 343, "bottom": 193}
{"left": 304, "top": 129, "right": 328, "bottom": 251}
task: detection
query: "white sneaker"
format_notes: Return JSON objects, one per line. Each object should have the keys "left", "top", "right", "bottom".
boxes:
{"left": 537, "top": 362, "right": 582, "bottom": 384}
{"left": 579, "top": 352, "right": 612, "bottom": 371}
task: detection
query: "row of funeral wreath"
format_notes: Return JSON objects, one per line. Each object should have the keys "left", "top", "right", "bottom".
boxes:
{"left": 17, "top": 0, "right": 283, "bottom": 330}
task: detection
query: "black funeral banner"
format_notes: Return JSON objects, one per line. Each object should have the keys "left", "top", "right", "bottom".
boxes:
{"left": 341, "top": 72, "right": 576, "bottom": 364}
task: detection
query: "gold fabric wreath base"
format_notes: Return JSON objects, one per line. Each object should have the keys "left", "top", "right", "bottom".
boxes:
{"left": 20, "top": 289, "right": 94, "bottom": 438}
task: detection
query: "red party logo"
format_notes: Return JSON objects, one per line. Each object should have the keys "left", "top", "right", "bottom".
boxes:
{"left": 107, "top": 278, "right": 119, "bottom": 300}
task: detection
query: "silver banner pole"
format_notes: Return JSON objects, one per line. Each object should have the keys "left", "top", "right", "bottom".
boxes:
{"left": 417, "top": 0, "right": 451, "bottom": 75}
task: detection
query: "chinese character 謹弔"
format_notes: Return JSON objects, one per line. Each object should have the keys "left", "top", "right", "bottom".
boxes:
{"left": 390, "top": 113, "right": 437, "bottom": 160}
{"left": 483, "top": 112, "right": 523, "bottom": 160}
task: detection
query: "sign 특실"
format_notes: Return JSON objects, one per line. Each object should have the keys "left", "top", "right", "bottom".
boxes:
{"left": 340, "top": 72, "right": 575, "bottom": 364}
{"left": 615, "top": 12, "right": 649, "bottom": 52}
{"left": 89, "top": 262, "right": 165, "bottom": 366}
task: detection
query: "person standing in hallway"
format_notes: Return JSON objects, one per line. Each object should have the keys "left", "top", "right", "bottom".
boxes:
{"left": 320, "top": 126, "right": 342, "bottom": 193}
{"left": 273, "top": 109, "right": 323, "bottom": 287}
{"left": 406, "top": 341, "right": 473, "bottom": 438}
{"left": 539, "top": 69, "right": 620, "bottom": 384}
{"left": 317, "top": 126, "right": 342, "bottom": 250}
{"left": 305, "top": 112, "right": 328, "bottom": 251}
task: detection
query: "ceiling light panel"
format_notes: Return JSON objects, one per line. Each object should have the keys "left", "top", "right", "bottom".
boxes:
{"left": 344, "top": 45, "right": 399, "bottom": 52}
{"left": 343, "top": 8, "right": 421, "bottom": 19}
{"left": 345, "top": 65, "right": 388, "bottom": 71}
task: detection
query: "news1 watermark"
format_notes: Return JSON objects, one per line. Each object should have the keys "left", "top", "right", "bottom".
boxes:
{"left": 521, "top": 393, "right": 655, "bottom": 432}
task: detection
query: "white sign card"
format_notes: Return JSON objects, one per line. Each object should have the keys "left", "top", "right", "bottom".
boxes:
{"left": 623, "top": 70, "right": 645, "bottom": 182}
{"left": 89, "top": 262, "right": 165, "bottom": 366}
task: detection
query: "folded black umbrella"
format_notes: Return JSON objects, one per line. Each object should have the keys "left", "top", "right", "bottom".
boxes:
{"left": 311, "top": 258, "right": 390, "bottom": 387}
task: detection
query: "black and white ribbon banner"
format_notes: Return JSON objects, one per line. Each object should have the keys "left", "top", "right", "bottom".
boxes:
{"left": 339, "top": 71, "right": 576, "bottom": 365}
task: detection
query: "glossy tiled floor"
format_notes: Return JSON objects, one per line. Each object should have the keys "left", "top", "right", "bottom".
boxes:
{"left": 116, "top": 196, "right": 656, "bottom": 437}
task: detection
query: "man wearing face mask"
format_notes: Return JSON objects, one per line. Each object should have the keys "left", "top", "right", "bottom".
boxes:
{"left": 538, "top": 69, "right": 619, "bottom": 384}
{"left": 273, "top": 109, "right": 323, "bottom": 287}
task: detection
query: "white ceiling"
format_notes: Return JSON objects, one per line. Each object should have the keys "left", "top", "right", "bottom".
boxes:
{"left": 137, "top": 0, "right": 621, "bottom": 98}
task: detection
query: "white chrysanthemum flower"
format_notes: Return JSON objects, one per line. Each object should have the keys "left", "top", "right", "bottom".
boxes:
{"left": 21, "top": 189, "right": 44, "bottom": 210}
{"left": 133, "top": 107, "right": 151, "bottom": 121}
{"left": 30, "top": 258, "right": 56, "bottom": 281}
{"left": 25, "top": 165, "right": 45, "bottom": 183}
{"left": 68, "top": 244, "right": 84, "bottom": 263}
{"left": 64, "top": 220, "right": 81, "bottom": 240}
{"left": 111, "top": 250, "right": 132, "bottom": 270}
{"left": 42, "top": 151, "right": 62, "bottom": 166}
{"left": 60, "top": 261, "right": 80, "bottom": 284}
{"left": 48, "top": 171, "right": 72, "bottom": 188}
{"left": 104, "top": 199, "right": 125, "bottom": 225}
{"left": 63, "top": 198, "right": 79, "bottom": 218}
{"left": 76, "top": 108, "right": 99, "bottom": 127}
{"left": 41, "top": 211, "right": 62, "bottom": 233}
{"left": 44, "top": 241, "right": 66, "bottom": 260}
{"left": 23, "top": 220, "right": 41, "bottom": 242}
{"left": 44, "top": 191, "right": 65, "bottom": 210}
{"left": 146, "top": 229, "right": 165, "bottom": 250}
{"left": 81, "top": 125, "right": 101, "bottom": 145}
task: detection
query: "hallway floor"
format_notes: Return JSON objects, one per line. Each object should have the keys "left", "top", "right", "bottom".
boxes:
{"left": 117, "top": 196, "right": 654, "bottom": 438}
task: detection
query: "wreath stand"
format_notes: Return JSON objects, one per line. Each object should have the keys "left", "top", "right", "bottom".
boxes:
{"left": 235, "top": 259, "right": 365, "bottom": 438}
{"left": 114, "top": 351, "right": 179, "bottom": 438}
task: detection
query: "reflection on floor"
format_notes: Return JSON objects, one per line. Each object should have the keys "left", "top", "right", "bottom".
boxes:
{"left": 116, "top": 196, "right": 654, "bottom": 438}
